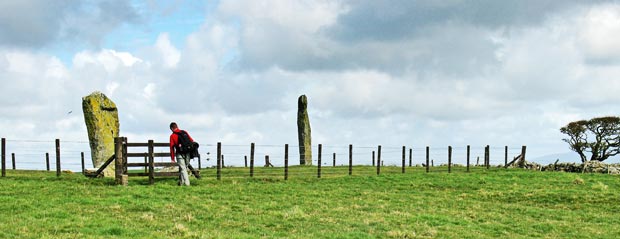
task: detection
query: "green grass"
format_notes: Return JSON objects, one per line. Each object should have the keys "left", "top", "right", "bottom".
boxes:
{"left": 1, "top": 167, "right": 619, "bottom": 238}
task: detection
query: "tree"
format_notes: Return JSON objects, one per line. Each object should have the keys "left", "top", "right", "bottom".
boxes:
{"left": 560, "top": 116, "right": 620, "bottom": 162}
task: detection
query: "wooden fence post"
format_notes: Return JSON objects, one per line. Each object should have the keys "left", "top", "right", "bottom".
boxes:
{"left": 198, "top": 155, "right": 201, "bottom": 170}
{"left": 485, "top": 145, "right": 490, "bottom": 170}
{"left": 12, "top": 153, "right": 16, "bottom": 170}
{"left": 1, "top": 138, "right": 5, "bottom": 177}
{"left": 348, "top": 144, "right": 353, "bottom": 176}
{"left": 244, "top": 156, "right": 248, "bottom": 168}
{"left": 285, "top": 144, "right": 289, "bottom": 180}
{"left": 217, "top": 142, "right": 221, "bottom": 180}
{"left": 250, "top": 143, "right": 255, "bottom": 177}
{"left": 148, "top": 140, "right": 154, "bottom": 185}
{"left": 505, "top": 146, "right": 508, "bottom": 167}
{"left": 402, "top": 146, "right": 406, "bottom": 173}
{"left": 467, "top": 145, "right": 470, "bottom": 172}
{"left": 483, "top": 146, "right": 486, "bottom": 167}
{"left": 483, "top": 146, "right": 487, "bottom": 168}
{"left": 371, "top": 148, "right": 375, "bottom": 171}
{"left": 46, "top": 152, "right": 50, "bottom": 171}
{"left": 81, "top": 152, "right": 85, "bottom": 173}
{"left": 409, "top": 148, "right": 412, "bottom": 167}
{"left": 55, "top": 139, "right": 61, "bottom": 177}
{"left": 333, "top": 153, "right": 336, "bottom": 167}
{"left": 317, "top": 144, "right": 322, "bottom": 178}
{"left": 448, "top": 146, "right": 452, "bottom": 173}
{"left": 265, "top": 155, "right": 270, "bottom": 167}
{"left": 376, "top": 145, "right": 381, "bottom": 175}
{"left": 426, "top": 146, "right": 430, "bottom": 173}
{"left": 521, "top": 146, "right": 527, "bottom": 166}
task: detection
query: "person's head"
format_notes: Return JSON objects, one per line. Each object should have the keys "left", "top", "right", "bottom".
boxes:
{"left": 169, "top": 122, "right": 178, "bottom": 131}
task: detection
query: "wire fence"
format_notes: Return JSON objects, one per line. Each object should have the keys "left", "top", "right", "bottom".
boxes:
{"left": 198, "top": 144, "right": 524, "bottom": 178}
{"left": 1, "top": 138, "right": 525, "bottom": 180}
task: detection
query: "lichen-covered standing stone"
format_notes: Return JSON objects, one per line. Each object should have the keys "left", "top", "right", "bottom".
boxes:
{"left": 297, "top": 95, "right": 312, "bottom": 165}
{"left": 82, "top": 91, "right": 119, "bottom": 177}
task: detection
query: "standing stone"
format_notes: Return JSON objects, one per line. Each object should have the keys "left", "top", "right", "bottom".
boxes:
{"left": 82, "top": 91, "right": 119, "bottom": 177}
{"left": 297, "top": 95, "right": 312, "bottom": 165}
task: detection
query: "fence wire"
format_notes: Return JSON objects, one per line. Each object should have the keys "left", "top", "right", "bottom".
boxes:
{"left": 1, "top": 138, "right": 526, "bottom": 180}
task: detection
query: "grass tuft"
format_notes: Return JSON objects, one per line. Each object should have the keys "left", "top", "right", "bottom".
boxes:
{"left": 592, "top": 181, "right": 609, "bottom": 191}
{"left": 573, "top": 177, "right": 585, "bottom": 185}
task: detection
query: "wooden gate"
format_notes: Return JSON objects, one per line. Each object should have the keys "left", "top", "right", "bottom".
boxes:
{"left": 113, "top": 137, "right": 200, "bottom": 185}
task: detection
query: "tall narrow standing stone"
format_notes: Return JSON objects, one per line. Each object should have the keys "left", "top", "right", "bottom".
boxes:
{"left": 297, "top": 95, "right": 312, "bottom": 165}
{"left": 82, "top": 91, "right": 120, "bottom": 177}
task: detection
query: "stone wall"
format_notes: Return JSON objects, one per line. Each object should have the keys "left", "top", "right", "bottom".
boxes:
{"left": 542, "top": 161, "right": 620, "bottom": 175}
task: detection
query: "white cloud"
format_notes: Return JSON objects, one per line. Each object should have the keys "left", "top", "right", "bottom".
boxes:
{"left": 73, "top": 49, "right": 142, "bottom": 72}
{"left": 219, "top": 0, "right": 342, "bottom": 33}
{"left": 577, "top": 4, "right": 620, "bottom": 63}
{"left": 142, "top": 83, "right": 157, "bottom": 101}
{"left": 106, "top": 81, "right": 120, "bottom": 95}
{"left": 154, "top": 33, "right": 180, "bottom": 68}
{"left": 216, "top": 0, "right": 346, "bottom": 70}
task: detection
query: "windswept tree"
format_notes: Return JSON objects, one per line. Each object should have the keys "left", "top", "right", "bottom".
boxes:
{"left": 560, "top": 116, "right": 620, "bottom": 162}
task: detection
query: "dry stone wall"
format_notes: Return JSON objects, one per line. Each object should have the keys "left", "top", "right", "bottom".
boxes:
{"left": 542, "top": 161, "right": 620, "bottom": 175}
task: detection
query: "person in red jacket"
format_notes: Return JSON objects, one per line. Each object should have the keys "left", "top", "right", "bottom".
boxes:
{"left": 169, "top": 122, "right": 194, "bottom": 186}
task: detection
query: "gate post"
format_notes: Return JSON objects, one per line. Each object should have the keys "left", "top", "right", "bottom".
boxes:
{"left": 114, "top": 137, "right": 125, "bottom": 185}
{"left": 148, "top": 140, "right": 154, "bottom": 185}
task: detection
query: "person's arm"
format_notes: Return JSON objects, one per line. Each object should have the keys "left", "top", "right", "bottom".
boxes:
{"left": 169, "top": 134, "right": 176, "bottom": 162}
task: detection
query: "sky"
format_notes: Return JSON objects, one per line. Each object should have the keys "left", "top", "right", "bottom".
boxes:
{"left": 2, "top": 0, "right": 620, "bottom": 167}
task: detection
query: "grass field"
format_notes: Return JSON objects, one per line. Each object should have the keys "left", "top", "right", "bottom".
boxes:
{"left": 0, "top": 166, "right": 619, "bottom": 238}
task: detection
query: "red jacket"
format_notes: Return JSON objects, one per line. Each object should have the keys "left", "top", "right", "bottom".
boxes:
{"left": 170, "top": 129, "right": 194, "bottom": 161}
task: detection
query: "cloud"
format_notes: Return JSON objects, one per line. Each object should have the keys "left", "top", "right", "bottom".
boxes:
{"left": 154, "top": 33, "right": 181, "bottom": 68}
{"left": 328, "top": 0, "right": 606, "bottom": 42}
{"left": 73, "top": 49, "right": 142, "bottom": 72}
{"left": 0, "top": 0, "right": 74, "bottom": 48}
{"left": 0, "top": 49, "right": 75, "bottom": 138}
{"left": 0, "top": 0, "right": 140, "bottom": 49}
{"left": 216, "top": 0, "right": 591, "bottom": 76}
{"left": 61, "top": 0, "right": 141, "bottom": 47}
{"left": 576, "top": 3, "right": 620, "bottom": 64}
{"left": 136, "top": 33, "right": 180, "bottom": 69}
{"left": 215, "top": 0, "right": 345, "bottom": 71}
